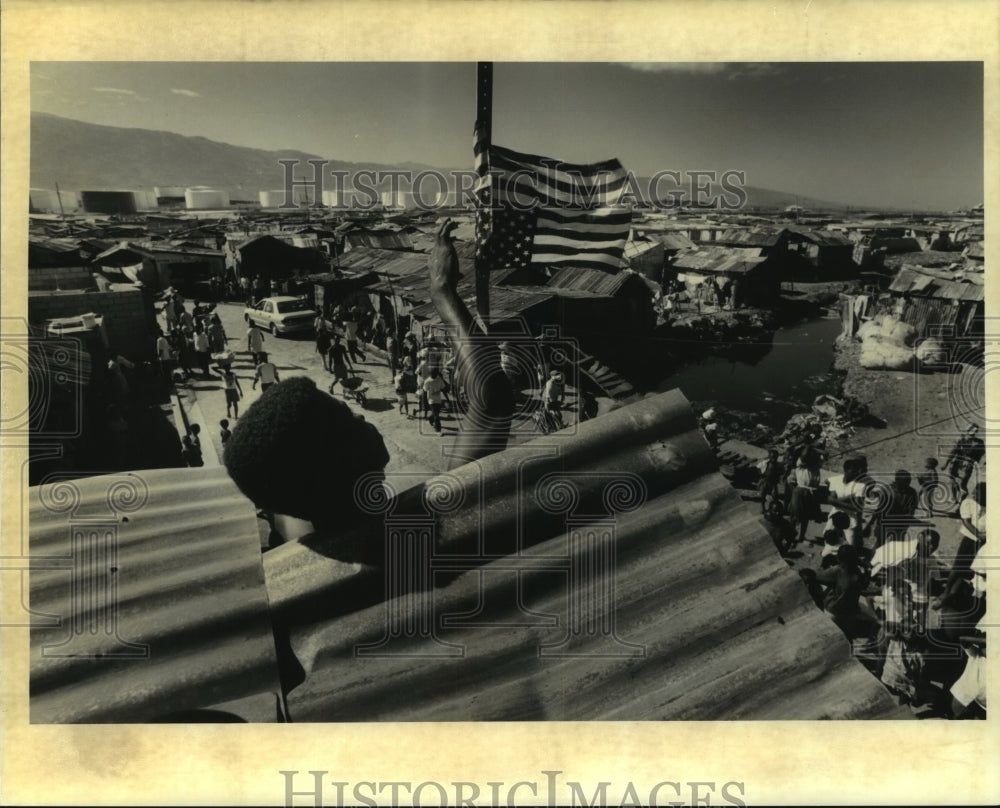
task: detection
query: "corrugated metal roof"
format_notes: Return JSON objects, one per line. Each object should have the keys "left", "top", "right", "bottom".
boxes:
{"left": 30, "top": 467, "right": 280, "bottom": 723}
{"left": 29, "top": 236, "right": 83, "bottom": 252}
{"left": 546, "top": 266, "right": 645, "bottom": 297}
{"left": 127, "top": 240, "right": 225, "bottom": 258}
{"left": 344, "top": 229, "right": 413, "bottom": 251}
{"left": 264, "top": 390, "right": 909, "bottom": 720}
{"left": 648, "top": 232, "right": 696, "bottom": 251}
{"left": 672, "top": 246, "right": 767, "bottom": 274}
{"left": 623, "top": 238, "right": 663, "bottom": 259}
{"left": 336, "top": 247, "right": 422, "bottom": 273}
{"left": 409, "top": 285, "right": 554, "bottom": 321}
{"left": 964, "top": 241, "right": 985, "bottom": 259}
{"left": 888, "top": 267, "right": 985, "bottom": 302}
{"left": 717, "top": 227, "right": 783, "bottom": 247}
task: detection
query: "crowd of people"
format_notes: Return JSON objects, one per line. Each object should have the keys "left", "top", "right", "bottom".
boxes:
{"left": 752, "top": 429, "right": 987, "bottom": 718}
{"left": 154, "top": 292, "right": 230, "bottom": 383}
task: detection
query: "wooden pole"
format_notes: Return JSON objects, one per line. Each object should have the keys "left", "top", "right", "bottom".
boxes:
{"left": 475, "top": 62, "right": 493, "bottom": 322}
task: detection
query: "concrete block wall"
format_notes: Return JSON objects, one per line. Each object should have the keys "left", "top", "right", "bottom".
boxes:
{"left": 28, "top": 266, "right": 97, "bottom": 292}
{"left": 28, "top": 288, "right": 154, "bottom": 361}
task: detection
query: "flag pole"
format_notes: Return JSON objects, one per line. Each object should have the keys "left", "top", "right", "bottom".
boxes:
{"left": 475, "top": 61, "right": 493, "bottom": 322}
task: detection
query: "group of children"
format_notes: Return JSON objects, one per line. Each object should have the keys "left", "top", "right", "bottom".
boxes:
{"left": 180, "top": 419, "right": 234, "bottom": 468}
{"left": 754, "top": 439, "right": 988, "bottom": 717}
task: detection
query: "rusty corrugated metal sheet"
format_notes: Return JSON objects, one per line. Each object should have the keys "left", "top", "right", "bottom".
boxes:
{"left": 29, "top": 467, "right": 280, "bottom": 723}
{"left": 344, "top": 229, "right": 413, "bottom": 251}
{"left": 673, "top": 246, "right": 767, "bottom": 274}
{"left": 889, "top": 267, "right": 985, "bottom": 302}
{"left": 264, "top": 390, "right": 909, "bottom": 721}
{"left": 546, "top": 266, "right": 640, "bottom": 296}
{"left": 648, "top": 232, "right": 696, "bottom": 251}
{"left": 717, "top": 227, "right": 782, "bottom": 247}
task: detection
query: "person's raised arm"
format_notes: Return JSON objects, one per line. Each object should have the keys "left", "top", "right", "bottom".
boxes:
{"left": 428, "top": 218, "right": 513, "bottom": 468}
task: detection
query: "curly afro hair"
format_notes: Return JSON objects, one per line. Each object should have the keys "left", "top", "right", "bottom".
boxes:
{"left": 223, "top": 376, "right": 389, "bottom": 527}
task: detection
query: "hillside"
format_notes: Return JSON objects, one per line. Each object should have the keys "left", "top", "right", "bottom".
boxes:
{"left": 30, "top": 112, "right": 408, "bottom": 200}
{"left": 31, "top": 112, "right": 851, "bottom": 210}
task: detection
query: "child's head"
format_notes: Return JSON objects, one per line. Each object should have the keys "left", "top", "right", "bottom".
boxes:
{"left": 831, "top": 511, "right": 851, "bottom": 531}
{"left": 823, "top": 529, "right": 841, "bottom": 547}
{"left": 220, "top": 419, "right": 230, "bottom": 430}
{"left": 190, "top": 423, "right": 200, "bottom": 436}
{"left": 924, "top": 457, "right": 938, "bottom": 470}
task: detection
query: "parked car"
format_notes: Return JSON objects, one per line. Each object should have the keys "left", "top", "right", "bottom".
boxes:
{"left": 243, "top": 296, "right": 316, "bottom": 336}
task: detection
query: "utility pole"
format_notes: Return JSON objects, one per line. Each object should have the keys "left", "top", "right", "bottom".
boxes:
{"left": 474, "top": 62, "right": 493, "bottom": 323}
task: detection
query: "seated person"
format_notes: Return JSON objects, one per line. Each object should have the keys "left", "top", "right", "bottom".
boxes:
{"left": 819, "top": 512, "right": 853, "bottom": 567}
{"left": 801, "top": 544, "right": 878, "bottom": 639}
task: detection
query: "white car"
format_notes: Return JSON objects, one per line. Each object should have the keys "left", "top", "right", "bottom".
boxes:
{"left": 243, "top": 296, "right": 316, "bottom": 335}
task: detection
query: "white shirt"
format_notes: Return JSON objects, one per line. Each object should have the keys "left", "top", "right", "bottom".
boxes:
{"left": 247, "top": 328, "right": 264, "bottom": 351}
{"left": 156, "top": 336, "right": 172, "bottom": 360}
{"left": 423, "top": 376, "right": 446, "bottom": 404}
{"left": 256, "top": 362, "right": 277, "bottom": 384}
{"left": 870, "top": 536, "right": 921, "bottom": 575}
{"left": 959, "top": 497, "right": 985, "bottom": 541}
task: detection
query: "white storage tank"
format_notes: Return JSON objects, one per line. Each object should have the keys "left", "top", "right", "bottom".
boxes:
{"left": 185, "top": 187, "right": 230, "bottom": 210}
{"left": 154, "top": 185, "right": 186, "bottom": 199}
{"left": 132, "top": 190, "right": 159, "bottom": 211}
{"left": 30, "top": 188, "right": 82, "bottom": 213}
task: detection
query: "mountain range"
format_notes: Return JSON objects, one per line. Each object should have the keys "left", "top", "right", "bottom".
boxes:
{"left": 31, "top": 111, "right": 851, "bottom": 211}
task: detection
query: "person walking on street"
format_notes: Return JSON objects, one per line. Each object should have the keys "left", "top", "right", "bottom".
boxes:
{"left": 247, "top": 323, "right": 265, "bottom": 364}
{"left": 316, "top": 325, "right": 332, "bottom": 371}
{"left": 216, "top": 366, "right": 244, "bottom": 418}
{"left": 253, "top": 352, "right": 280, "bottom": 394}
{"left": 327, "top": 334, "right": 353, "bottom": 396}
{"left": 386, "top": 333, "right": 399, "bottom": 376}
{"left": 423, "top": 368, "right": 447, "bottom": 432}
{"left": 208, "top": 315, "right": 227, "bottom": 353}
{"left": 343, "top": 311, "right": 366, "bottom": 363}
{"left": 193, "top": 325, "right": 211, "bottom": 376}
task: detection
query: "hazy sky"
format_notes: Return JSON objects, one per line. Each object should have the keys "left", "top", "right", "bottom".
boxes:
{"left": 31, "top": 61, "right": 983, "bottom": 210}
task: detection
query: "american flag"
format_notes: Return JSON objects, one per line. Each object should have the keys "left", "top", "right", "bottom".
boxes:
{"left": 474, "top": 125, "right": 632, "bottom": 273}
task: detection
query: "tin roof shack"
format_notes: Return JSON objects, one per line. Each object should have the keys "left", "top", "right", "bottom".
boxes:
{"left": 649, "top": 231, "right": 697, "bottom": 263}
{"left": 235, "top": 235, "right": 328, "bottom": 286}
{"left": 305, "top": 270, "right": 380, "bottom": 317}
{"left": 28, "top": 236, "right": 84, "bottom": 268}
{"left": 784, "top": 226, "right": 858, "bottom": 279}
{"left": 624, "top": 232, "right": 667, "bottom": 286}
{"left": 29, "top": 391, "right": 910, "bottom": 721}
{"left": 885, "top": 266, "right": 984, "bottom": 341}
{"left": 672, "top": 246, "right": 778, "bottom": 309}
{"left": 94, "top": 242, "right": 226, "bottom": 298}
{"left": 545, "top": 266, "right": 658, "bottom": 338}
{"left": 715, "top": 226, "right": 816, "bottom": 281}
{"left": 963, "top": 241, "right": 984, "bottom": 265}
{"left": 853, "top": 233, "right": 925, "bottom": 270}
